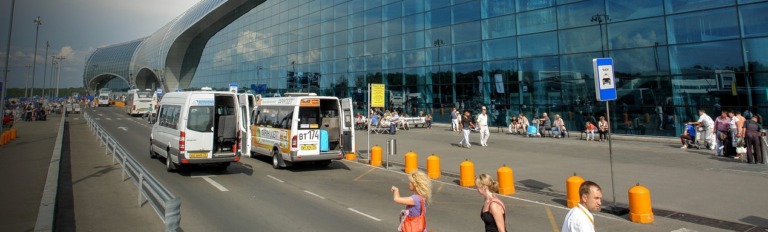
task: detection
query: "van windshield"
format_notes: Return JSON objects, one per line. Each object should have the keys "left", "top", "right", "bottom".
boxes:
{"left": 188, "top": 106, "right": 214, "bottom": 132}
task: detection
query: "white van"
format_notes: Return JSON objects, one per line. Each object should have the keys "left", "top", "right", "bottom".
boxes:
{"left": 249, "top": 93, "right": 353, "bottom": 169}
{"left": 149, "top": 89, "right": 244, "bottom": 172}
{"left": 98, "top": 94, "right": 110, "bottom": 107}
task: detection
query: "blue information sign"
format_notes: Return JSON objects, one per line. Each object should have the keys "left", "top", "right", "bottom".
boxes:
{"left": 593, "top": 58, "right": 616, "bottom": 101}
{"left": 157, "top": 87, "right": 163, "bottom": 96}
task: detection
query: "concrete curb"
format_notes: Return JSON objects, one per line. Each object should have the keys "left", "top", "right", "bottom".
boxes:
{"left": 34, "top": 112, "right": 66, "bottom": 232}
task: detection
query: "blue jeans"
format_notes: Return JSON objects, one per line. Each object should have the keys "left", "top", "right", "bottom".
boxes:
{"left": 716, "top": 130, "right": 725, "bottom": 155}
{"left": 552, "top": 127, "right": 561, "bottom": 137}
{"left": 586, "top": 130, "right": 595, "bottom": 140}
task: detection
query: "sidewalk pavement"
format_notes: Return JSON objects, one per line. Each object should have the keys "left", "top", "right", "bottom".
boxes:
{"left": 67, "top": 113, "right": 163, "bottom": 231}
{"left": 0, "top": 114, "right": 62, "bottom": 231}
{"left": 356, "top": 123, "right": 768, "bottom": 230}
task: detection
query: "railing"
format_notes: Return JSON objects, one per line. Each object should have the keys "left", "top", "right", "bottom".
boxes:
{"left": 84, "top": 113, "right": 181, "bottom": 232}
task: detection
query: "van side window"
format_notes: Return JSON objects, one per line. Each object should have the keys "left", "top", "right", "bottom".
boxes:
{"left": 170, "top": 106, "right": 181, "bottom": 129}
{"left": 277, "top": 107, "right": 293, "bottom": 130}
{"left": 251, "top": 110, "right": 259, "bottom": 125}
{"left": 160, "top": 107, "right": 170, "bottom": 127}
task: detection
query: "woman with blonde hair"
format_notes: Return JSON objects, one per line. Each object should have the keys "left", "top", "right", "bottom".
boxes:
{"left": 392, "top": 170, "right": 432, "bottom": 232}
{"left": 476, "top": 174, "right": 506, "bottom": 232}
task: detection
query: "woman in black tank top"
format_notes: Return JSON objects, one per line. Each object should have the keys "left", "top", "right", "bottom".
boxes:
{"left": 476, "top": 174, "right": 507, "bottom": 232}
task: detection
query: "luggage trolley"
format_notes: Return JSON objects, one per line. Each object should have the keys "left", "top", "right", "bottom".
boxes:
{"left": 526, "top": 119, "right": 540, "bottom": 137}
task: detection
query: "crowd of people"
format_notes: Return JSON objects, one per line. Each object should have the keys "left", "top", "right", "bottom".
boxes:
{"left": 680, "top": 109, "right": 765, "bottom": 164}
{"left": 392, "top": 170, "right": 603, "bottom": 232}
{"left": 355, "top": 108, "right": 434, "bottom": 135}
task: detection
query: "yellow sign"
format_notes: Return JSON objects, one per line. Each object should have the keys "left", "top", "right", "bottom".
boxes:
{"left": 371, "top": 84, "right": 385, "bottom": 107}
{"left": 731, "top": 82, "right": 737, "bottom": 96}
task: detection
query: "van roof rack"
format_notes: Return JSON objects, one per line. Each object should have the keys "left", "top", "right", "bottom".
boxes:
{"left": 284, "top": 92, "right": 317, "bottom": 97}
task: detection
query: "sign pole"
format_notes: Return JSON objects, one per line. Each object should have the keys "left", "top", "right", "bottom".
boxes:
{"left": 606, "top": 100, "right": 616, "bottom": 212}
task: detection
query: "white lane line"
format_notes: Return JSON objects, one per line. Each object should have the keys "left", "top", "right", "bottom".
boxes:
{"left": 347, "top": 208, "right": 381, "bottom": 221}
{"left": 73, "top": 118, "right": 79, "bottom": 120}
{"left": 304, "top": 190, "right": 326, "bottom": 199}
{"left": 117, "top": 118, "right": 122, "bottom": 120}
{"left": 202, "top": 177, "right": 229, "bottom": 192}
{"left": 266, "top": 175, "right": 284, "bottom": 183}
{"left": 95, "top": 118, "right": 101, "bottom": 120}
{"left": 106, "top": 118, "right": 111, "bottom": 120}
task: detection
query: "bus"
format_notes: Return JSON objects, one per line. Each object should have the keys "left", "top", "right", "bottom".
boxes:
{"left": 249, "top": 93, "right": 354, "bottom": 169}
{"left": 124, "top": 89, "right": 156, "bottom": 116}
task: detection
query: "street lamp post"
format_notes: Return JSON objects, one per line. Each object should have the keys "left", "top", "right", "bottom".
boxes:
{"left": 42, "top": 41, "right": 49, "bottom": 98}
{"left": 24, "top": 65, "right": 32, "bottom": 98}
{"left": 30, "top": 16, "right": 42, "bottom": 97}
{"left": 590, "top": 14, "right": 611, "bottom": 57}
{"left": 1, "top": 0, "right": 17, "bottom": 135}
{"left": 433, "top": 39, "right": 444, "bottom": 110}
{"left": 55, "top": 56, "right": 65, "bottom": 98}
{"left": 49, "top": 55, "right": 56, "bottom": 98}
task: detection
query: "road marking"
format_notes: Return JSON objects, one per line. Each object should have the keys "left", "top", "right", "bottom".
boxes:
{"left": 73, "top": 118, "right": 79, "bottom": 120}
{"left": 106, "top": 118, "right": 111, "bottom": 120}
{"left": 201, "top": 177, "right": 229, "bottom": 192}
{"left": 118, "top": 127, "right": 127, "bottom": 131}
{"left": 347, "top": 208, "right": 381, "bottom": 221}
{"left": 95, "top": 118, "right": 101, "bottom": 120}
{"left": 545, "top": 206, "right": 559, "bottom": 232}
{"left": 671, "top": 229, "right": 699, "bottom": 232}
{"left": 353, "top": 167, "right": 377, "bottom": 181}
{"left": 267, "top": 175, "right": 284, "bottom": 183}
{"left": 304, "top": 190, "right": 326, "bottom": 199}
{"left": 436, "top": 182, "right": 445, "bottom": 194}
{"left": 117, "top": 118, "right": 122, "bottom": 120}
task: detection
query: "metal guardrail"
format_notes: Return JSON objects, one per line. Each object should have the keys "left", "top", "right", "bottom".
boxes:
{"left": 84, "top": 113, "right": 181, "bottom": 232}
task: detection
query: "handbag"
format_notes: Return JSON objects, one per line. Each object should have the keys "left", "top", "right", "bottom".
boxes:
{"left": 400, "top": 195, "right": 426, "bottom": 232}
{"left": 737, "top": 147, "right": 747, "bottom": 154}
{"left": 718, "top": 131, "right": 728, "bottom": 141}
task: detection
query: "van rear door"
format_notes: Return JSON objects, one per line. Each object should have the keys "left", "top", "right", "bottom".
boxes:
{"left": 238, "top": 94, "right": 251, "bottom": 156}
{"left": 341, "top": 98, "right": 355, "bottom": 156}
{"left": 185, "top": 96, "right": 215, "bottom": 157}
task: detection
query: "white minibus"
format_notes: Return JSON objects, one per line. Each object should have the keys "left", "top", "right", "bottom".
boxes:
{"left": 249, "top": 93, "right": 354, "bottom": 169}
{"left": 149, "top": 88, "right": 244, "bottom": 172}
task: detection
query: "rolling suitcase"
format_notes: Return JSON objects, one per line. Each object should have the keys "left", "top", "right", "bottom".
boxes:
{"left": 320, "top": 130, "right": 329, "bottom": 152}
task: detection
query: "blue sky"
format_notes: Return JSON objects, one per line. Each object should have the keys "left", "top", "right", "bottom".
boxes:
{"left": 0, "top": 0, "right": 201, "bottom": 89}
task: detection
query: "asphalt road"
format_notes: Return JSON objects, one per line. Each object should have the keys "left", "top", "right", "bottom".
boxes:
{"left": 79, "top": 106, "right": 732, "bottom": 232}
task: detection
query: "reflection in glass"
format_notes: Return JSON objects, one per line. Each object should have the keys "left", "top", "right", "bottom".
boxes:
{"left": 743, "top": 37, "right": 768, "bottom": 72}
{"left": 403, "top": 0, "right": 425, "bottom": 16}
{"left": 518, "top": 32, "right": 557, "bottom": 57}
{"left": 426, "top": 7, "right": 452, "bottom": 29}
{"left": 453, "top": 42, "right": 482, "bottom": 63}
{"left": 739, "top": 3, "right": 768, "bottom": 37}
{"left": 610, "top": 47, "right": 670, "bottom": 77}
{"left": 606, "top": 0, "right": 663, "bottom": 22}
{"left": 384, "top": 52, "right": 404, "bottom": 69}
{"left": 403, "top": 13, "right": 425, "bottom": 33}
{"left": 517, "top": 0, "right": 555, "bottom": 12}
{"left": 482, "top": 0, "right": 515, "bottom": 19}
{"left": 667, "top": 7, "right": 739, "bottom": 44}
{"left": 452, "top": 1, "right": 481, "bottom": 24}
{"left": 665, "top": 0, "right": 735, "bottom": 14}
{"left": 558, "top": 26, "right": 602, "bottom": 54}
{"left": 403, "top": 31, "right": 425, "bottom": 50}
{"left": 482, "top": 15, "right": 516, "bottom": 39}
{"left": 517, "top": 7, "right": 557, "bottom": 35}
{"left": 404, "top": 50, "right": 426, "bottom": 67}
{"left": 426, "top": 26, "right": 452, "bottom": 47}
{"left": 483, "top": 37, "right": 517, "bottom": 61}
{"left": 557, "top": 0, "right": 606, "bottom": 29}
{"left": 669, "top": 40, "right": 744, "bottom": 75}
{"left": 453, "top": 21, "right": 481, "bottom": 44}
{"left": 608, "top": 17, "right": 666, "bottom": 49}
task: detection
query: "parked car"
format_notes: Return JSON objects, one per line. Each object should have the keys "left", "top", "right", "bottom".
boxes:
{"left": 73, "top": 103, "right": 81, "bottom": 114}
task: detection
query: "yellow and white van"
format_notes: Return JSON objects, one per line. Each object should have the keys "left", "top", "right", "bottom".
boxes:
{"left": 249, "top": 93, "right": 354, "bottom": 169}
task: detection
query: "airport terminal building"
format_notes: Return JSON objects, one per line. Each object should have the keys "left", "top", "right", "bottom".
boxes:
{"left": 84, "top": 0, "right": 768, "bottom": 136}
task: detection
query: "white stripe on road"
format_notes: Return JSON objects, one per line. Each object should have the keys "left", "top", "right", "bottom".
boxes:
{"left": 267, "top": 175, "right": 284, "bottom": 183}
{"left": 117, "top": 118, "right": 122, "bottom": 120}
{"left": 73, "top": 118, "right": 79, "bottom": 120}
{"left": 106, "top": 118, "right": 111, "bottom": 120}
{"left": 347, "top": 208, "right": 381, "bottom": 221}
{"left": 303, "top": 190, "right": 326, "bottom": 199}
{"left": 202, "top": 177, "right": 229, "bottom": 192}
{"left": 95, "top": 118, "right": 100, "bottom": 120}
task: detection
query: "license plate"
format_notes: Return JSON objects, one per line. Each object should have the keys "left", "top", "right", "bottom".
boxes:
{"left": 189, "top": 153, "right": 207, "bottom": 158}
{"left": 301, "top": 145, "right": 317, "bottom": 150}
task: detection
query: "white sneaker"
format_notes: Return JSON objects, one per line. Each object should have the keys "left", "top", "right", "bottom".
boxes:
{"left": 680, "top": 145, "right": 688, "bottom": 149}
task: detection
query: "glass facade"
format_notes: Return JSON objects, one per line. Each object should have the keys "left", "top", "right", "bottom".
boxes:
{"left": 84, "top": 38, "right": 145, "bottom": 93}
{"left": 87, "top": 0, "right": 768, "bottom": 137}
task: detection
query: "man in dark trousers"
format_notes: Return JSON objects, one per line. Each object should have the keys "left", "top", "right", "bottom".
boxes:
{"left": 743, "top": 115, "right": 764, "bottom": 164}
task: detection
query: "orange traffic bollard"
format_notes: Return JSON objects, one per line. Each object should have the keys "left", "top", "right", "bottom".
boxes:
{"left": 426, "top": 154, "right": 440, "bottom": 179}
{"left": 11, "top": 129, "right": 16, "bottom": 139}
{"left": 629, "top": 183, "right": 654, "bottom": 223}
{"left": 566, "top": 173, "right": 585, "bottom": 208}
{"left": 346, "top": 143, "right": 356, "bottom": 160}
{"left": 405, "top": 151, "right": 418, "bottom": 173}
{"left": 460, "top": 159, "right": 475, "bottom": 187}
{"left": 497, "top": 164, "right": 514, "bottom": 195}
{"left": 370, "top": 145, "right": 382, "bottom": 166}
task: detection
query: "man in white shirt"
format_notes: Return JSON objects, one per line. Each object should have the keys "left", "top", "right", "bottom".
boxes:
{"left": 477, "top": 107, "right": 490, "bottom": 147}
{"left": 689, "top": 109, "right": 716, "bottom": 150}
{"left": 562, "top": 181, "right": 602, "bottom": 232}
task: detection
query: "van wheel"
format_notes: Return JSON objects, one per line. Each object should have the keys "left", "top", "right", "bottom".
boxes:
{"left": 149, "top": 142, "right": 157, "bottom": 159}
{"left": 166, "top": 153, "right": 177, "bottom": 172}
{"left": 271, "top": 149, "right": 281, "bottom": 169}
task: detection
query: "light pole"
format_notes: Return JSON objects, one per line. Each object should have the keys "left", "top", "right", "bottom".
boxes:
{"left": 433, "top": 39, "right": 444, "bottom": 109}
{"left": 24, "top": 65, "right": 32, "bottom": 98}
{"left": 55, "top": 56, "right": 65, "bottom": 98}
{"left": 42, "top": 41, "right": 49, "bottom": 98}
{"left": 30, "top": 16, "right": 42, "bottom": 97}
{"left": 0, "top": 0, "right": 17, "bottom": 135}
{"left": 590, "top": 14, "right": 611, "bottom": 57}
{"left": 49, "top": 55, "right": 56, "bottom": 98}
